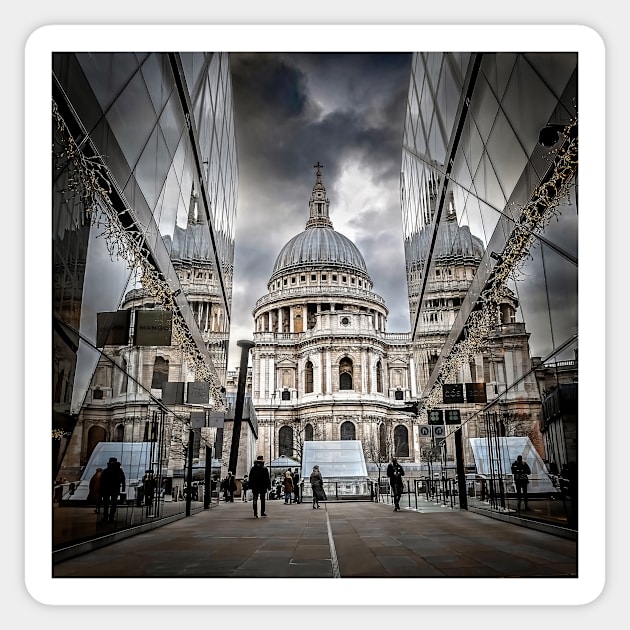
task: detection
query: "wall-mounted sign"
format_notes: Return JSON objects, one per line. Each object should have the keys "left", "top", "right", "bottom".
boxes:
{"left": 190, "top": 411, "right": 206, "bottom": 428}
{"left": 162, "top": 381, "right": 184, "bottom": 404}
{"left": 419, "top": 425, "right": 432, "bottom": 438}
{"left": 428, "top": 409, "right": 443, "bottom": 425}
{"left": 433, "top": 425, "right": 446, "bottom": 438}
{"left": 466, "top": 382, "right": 487, "bottom": 403}
{"left": 442, "top": 383, "right": 464, "bottom": 404}
{"left": 134, "top": 310, "right": 172, "bottom": 346}
{"left": 187, "top": 382, "right": 209, "bottom": 404}
{"left": 96, "top": 310, "right": 130, "bottom": 347}
{"left": 445, "top": 409, "right": 461, "bottom": 425}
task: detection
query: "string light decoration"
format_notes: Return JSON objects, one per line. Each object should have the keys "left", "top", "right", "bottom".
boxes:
{"left": 420, "top": 117, "right": 578, "bottom": 418}
{"left": 53, "top": 99, "right": 226, "bottom": 411}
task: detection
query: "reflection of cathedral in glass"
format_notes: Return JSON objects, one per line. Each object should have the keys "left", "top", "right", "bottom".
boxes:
{"left": 400, "top": 52, "right": 578, "bottom": 471}
{"left": 53, "top": 52, "right": 238, "bottom": 485}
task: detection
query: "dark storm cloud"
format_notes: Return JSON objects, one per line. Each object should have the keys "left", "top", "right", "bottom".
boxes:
{"left": 228, "top": 52, "right": 413, "bottom": 367}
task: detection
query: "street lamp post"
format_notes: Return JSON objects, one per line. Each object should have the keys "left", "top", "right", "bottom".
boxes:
{"left": 228, "top": 340, "right": 255, "bottom": 477}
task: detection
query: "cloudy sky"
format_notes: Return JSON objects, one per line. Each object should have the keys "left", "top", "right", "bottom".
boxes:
{"left": 226, "top": 53, "right": 413, "bottom": 369}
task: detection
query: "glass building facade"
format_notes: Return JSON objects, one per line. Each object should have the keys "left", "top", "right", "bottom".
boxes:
{"left": 401, "top": 53, "right": 578, "bottom": 523}
{"left": 52, "top": 52, "right": 238, "bottom": 554}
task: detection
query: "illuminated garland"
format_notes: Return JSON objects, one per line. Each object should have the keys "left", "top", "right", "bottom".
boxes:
{"left": 421, "top": 118, "right": 578, "bottom": 416}
{"left": 53, "top": 99, "right": 225, "bottom": 411}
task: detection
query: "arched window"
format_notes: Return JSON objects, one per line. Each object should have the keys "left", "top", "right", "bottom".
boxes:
{"left": 304, "top": 423, "right": 314, "bottom": 441}
{"left": 379, "top": 423, "right": 387, "bottom": 458}
{"left": 340, "top": 421, "right": 355, "bottom": 440}
{"left": 151, "top": 356, "right": 169, "bottom": 389}
{"left": 86, "top": 425, "right": 106, "bottom": 462}
{"left": 339, "top": 357, "right": 353, "bottom": 390}
{"left": 394, "top": 425, "right": 409, "bottom": 458}
{"left": 376, "top": 360, "right": 383, "bottom": 393}
{"left": 305, "top": 361, "right": 314, "bottom": 393}
{"left": 115, "top": 424, "right": 124, "bottom": 442}
{"left": 279, "top": 425, "right": 294, "bottom": 457}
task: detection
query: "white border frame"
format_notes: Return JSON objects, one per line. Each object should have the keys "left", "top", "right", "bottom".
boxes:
{"left": 26, "top": 24, "right": 605, "bottom": 606}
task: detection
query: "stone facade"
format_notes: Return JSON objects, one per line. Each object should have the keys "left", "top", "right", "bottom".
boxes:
{"left": 249, "top": 165, "right": 544, "bottom": 475}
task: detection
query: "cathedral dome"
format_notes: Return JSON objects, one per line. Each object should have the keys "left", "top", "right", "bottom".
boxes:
{"left": 269, "top": 162, "right": 372, "bottom": 283}
{"left": 271, "top": 227, "right": 368, "bottom": 278}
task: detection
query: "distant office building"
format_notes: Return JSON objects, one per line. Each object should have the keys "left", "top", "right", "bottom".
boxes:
{"left": 52, "top": 53, "right": 239, "bottom": 483}
{"left": 400, "top": 52, "right": 578, "bottom": 471}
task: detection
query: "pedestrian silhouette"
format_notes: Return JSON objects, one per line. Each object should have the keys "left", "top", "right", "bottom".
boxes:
{"left": 283, "top": 470, "right": 293, "bottom": 504}
{"left": 292, "top": 468, "right": 301, "bottom": 504}
{"left": 100, "top": 457, "right": 126, "bottom": 523}
{"left": 387, "top": 456, "right": 405, "bottom": 511}
{"left": 88, "top": 467, "right": 103, "bottom": 514}
{"left": 309, "top": 465, "right": 326, "bottom": 509}
{"left": 248, "top": 456, "right": 271, "bottom": 518}
{"left": 241, "top": 474, "right": 249, "bottom": 502}
{"left": 511, "top": 455, "right": 531, "bottom": 510}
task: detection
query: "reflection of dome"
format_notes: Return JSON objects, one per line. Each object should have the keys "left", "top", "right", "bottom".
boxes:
{"left": 434, "top": 220, "right": 484, "bottom": 260}
{"left": 272, "top": 227, "right": 368, "bottom": 278}
{"left": 411, "top": 213, "right": 484, "bottom": 264}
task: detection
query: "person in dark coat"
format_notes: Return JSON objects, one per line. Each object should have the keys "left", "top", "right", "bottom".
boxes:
{"left": 309, "top": 465, "right": 327, "bottom": 509}
{"left": 100, "top": 457, "right": 126, "bottom": 522}
{"left": 387, "top": 457, "right": 405, "bottom": 511}
{"left": 248, "top": 456, "right": 271, "bottom": 518}
{"left": 292, "top": 468, "right": 301, "bottom": 504}
{"left": 511, "top": 455, "right": 531, "bottom": 510}
{"left": 283, "top": 470, "right": 294, "bottom": 504}
{"left": 241, "top": 474, "right": 249, "bottom": 502}
{"left": 88, "top": 467, "right": 103, "bottom": 514}
{"left": 142, "top": 470, "right": 157, "bottom": 512}
{"left": 223, "top": 471, "right": 237, "bottom": 502}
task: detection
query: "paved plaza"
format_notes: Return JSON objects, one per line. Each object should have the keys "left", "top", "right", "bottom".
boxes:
{"left": 53, "top": 497, "right": 577, "bottom": 579}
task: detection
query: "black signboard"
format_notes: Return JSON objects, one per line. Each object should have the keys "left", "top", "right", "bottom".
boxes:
{"left": 162, "top": 381, "right": 184, "bottom": 404}
{"left": 190, "top": 411, "right": 206, "bottom": 428}
{"left": 445, "top": 409, "right": 461, "bottom": 425}
{"left": 442, "top": 383, "right": 464, "bottom": 404}
{"left": 187, "top": 382, "right": 210, "bottom": 404}
{"left": 134, "top": 310, "right": 172, "bottom": 346}
{"left": 96, "top": 310, "right": 130, "bottom": 347}
{"left": 465, "top": 382, "right": 487, "bottom": 403}
{"left": 428, "top": 409, "right": 443, "bottom": 425}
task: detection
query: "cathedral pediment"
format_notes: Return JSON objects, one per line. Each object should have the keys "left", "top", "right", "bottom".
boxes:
{"left": 276, "top": 358, "right": 298, "bottom": 368}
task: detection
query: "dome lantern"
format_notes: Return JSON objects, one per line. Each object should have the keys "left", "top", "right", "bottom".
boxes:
{"left": 305, "top": 161, "right": 333, "bottom": 230}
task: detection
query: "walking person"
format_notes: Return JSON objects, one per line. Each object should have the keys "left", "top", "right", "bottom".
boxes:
{"left": 292, "top": 468, "right": 301, "bottom": 504}
{"left": 241, "top": 474, "right": 249, "bottom": 502}
{"left": 142, "top": 470, "right": 157, "bottom": 514}
{"left": 309, "top": 465, "right": 327, "bottom": 509}
{"left": 100, "top": 457, "right": 126, "bottom": 523}
{"left": 223, "top": 471, "right": 236, "bottom": 502}
{"left": 248, "top": 456, "right": 271, "bottom": 518}
{"left": 511, "top": 455, "right": 531, "bottom": 510}
{"left": 88, "top": 467, "right": 103, "bottom": 514}
{"left": 387, "top": 456, "right": 405, "bottom": 511}
{"left": 283, "top": 470, "right": 294, "bottom": 504}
